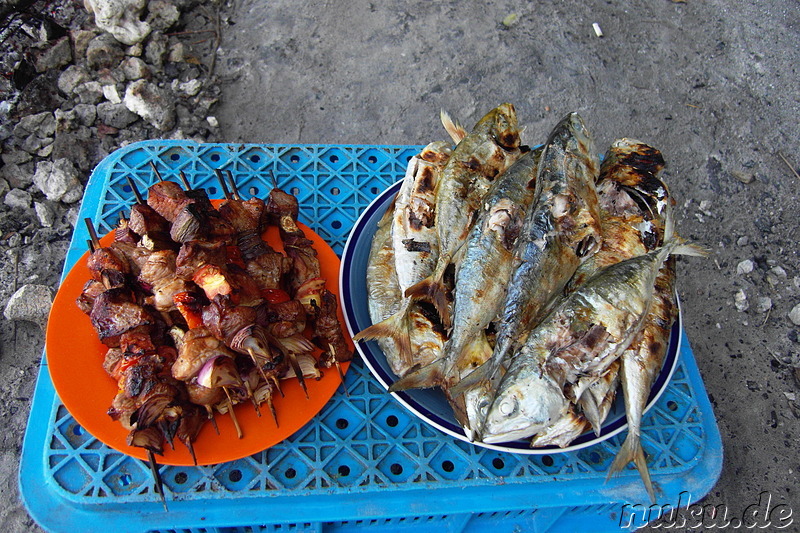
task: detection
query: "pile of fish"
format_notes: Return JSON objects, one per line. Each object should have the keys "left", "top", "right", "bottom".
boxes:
{"left": 354, "top": 104, "right": 706, "bottom": 500}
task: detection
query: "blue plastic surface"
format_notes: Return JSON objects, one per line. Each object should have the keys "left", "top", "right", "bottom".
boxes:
{"left": 19, "top": 141, "right": 723, "bottom": 532}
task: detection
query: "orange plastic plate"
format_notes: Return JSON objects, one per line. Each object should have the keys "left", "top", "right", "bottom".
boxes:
{"left": 47, "top": 223, "right": 351, "bottom": 466}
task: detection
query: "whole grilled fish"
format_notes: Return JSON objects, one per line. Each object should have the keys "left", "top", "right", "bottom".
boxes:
{"left": 480, "top": 214, "right": 705, "bottom": 444}
{"left": 388, "top": 148, "right": 541, "bottom": 437}
{"left": 607, "top": 257, "right": 678, "bottom": 502}
{"left": 405, "top": 103, "right": 523, "bottom": 327}
{"left": 354, "top": 142, "right": 451, "bottom": 366}
{"left": 364, "top": 197, "right": 404, "bottom": 375}
{"left": 451, "top": 112, "right": 603, "bottom": 407}
{"left": 565, "top": 138, "right": 671, "bottom": 434}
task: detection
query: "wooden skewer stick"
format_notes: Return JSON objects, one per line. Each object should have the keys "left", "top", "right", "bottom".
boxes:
{"left": 126, "top": 176, "right": 145, "bottom": 205}
{"left": 225, "top": 170, "right": 241, "bottom": 200}
{"left": 84, "top": 218, "right": 101, "bottom": 249}
{"left": 186, "top": 440, "right": 198, "bottom": 466}
{"left": 214, "top": 169, "right": 232, "bottom": 199}
{"left": 271, "top": 375, "right": 284, "bottom": 398}
{"left": 87, "top": 239, "right": 95, "bottom": 254}
{"left": 223, "top": 386, "right": 243, "bottom": 439}
{"left": 247, "top": 348, "right": 275, "bottom": 390}
{"left": 266, "top": 393, "right": 278, "bottom": 427}
{"left": 329, "top": 343, "right": 349, "bottom": 398}
{"left": 146, "top": 450, "right": 169, "bottom": 512}
{"left": 178, "top": 171, "right": 192, "bottom": 191}
{"left": 286, "top": 351, "right": 309, "bottom": 400}
{"left": 244, "top": 380, "right": 262, "bottom": 417}
{"left": 149, "top": 161, "right": 163, "bottom": 181}
{"left": 204, "top": 405, "right": 220, "bottom": 435}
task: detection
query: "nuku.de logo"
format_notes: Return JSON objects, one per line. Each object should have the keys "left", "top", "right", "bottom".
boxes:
{"left": 618, "top": 491, "right": 793, "bottom": 529}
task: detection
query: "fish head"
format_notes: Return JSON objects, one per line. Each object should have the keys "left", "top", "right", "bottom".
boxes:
{"left": 480, "top": 368, "right": 567, "bottom": 444}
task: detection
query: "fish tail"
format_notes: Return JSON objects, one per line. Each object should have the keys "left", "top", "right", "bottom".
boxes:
{"left": 404, "top": 268, "right": 452, "bottom": 328}
{"left": 607, "top": 433, "right": 656, "bottom": 503}
{"left": 352, "top": 308, "right": 413, "bottom": 365}
{"left": 388, "top": 358, "right": 446, "bottom": 392}
{"left": 440, "top": 109, "right": 468, "bottom": 144}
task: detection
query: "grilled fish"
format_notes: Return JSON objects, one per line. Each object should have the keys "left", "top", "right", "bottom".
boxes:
{"left": 405, "top": 103, "right": 523, "bottom": 327}
{"left": 451, "top": 112, "right": 603, "bottom": 407}
{"left": 608, "top": 258, "right": 678, "bottom": 502}
{"left": 481, "top": 212, "right": 704, "bottom": 444}
{"left": 388, "top": 148, "right": 541, "bottom": 437}
{"left": 354, "top": 142, "right": 450, "bottom": 366}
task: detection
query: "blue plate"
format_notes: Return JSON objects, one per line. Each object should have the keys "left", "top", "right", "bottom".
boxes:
{"left": 340, "top": 180, "right": 680, "bottom": 454}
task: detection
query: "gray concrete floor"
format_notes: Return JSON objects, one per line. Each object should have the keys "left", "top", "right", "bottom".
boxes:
{"left": 5, "top": 0, "right": 800, "bottom": 531}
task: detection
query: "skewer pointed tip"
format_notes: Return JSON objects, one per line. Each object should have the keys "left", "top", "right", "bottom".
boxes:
{"left": 286, "top": 352, "right": 309, "bottom": 399}
{"left": 149, "top": 161, "right": 163, "bottom": 181}
{"left": 334, "top": 360, "right": 349, "bottom": 398}
{"left": 146, "top": 449, "right": 168, "bottom": 512}
{"left": 178, "top": 171, "right": 191, "bottom": 191}
{"left": 223, "top": 387, "right": 243, "bottom": 439}
{"left": 214, "top": 169, "right": 232, "bottom": 199}
{"left": 126, "top": 176, "right": 145, "bottom": 205}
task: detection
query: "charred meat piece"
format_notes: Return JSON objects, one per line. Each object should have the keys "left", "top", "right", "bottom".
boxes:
{"left": 313, "top": 289, "right": 353, "bottom": 366}
{"left": 90, "top": 287, "right": 153, "bottom": 347}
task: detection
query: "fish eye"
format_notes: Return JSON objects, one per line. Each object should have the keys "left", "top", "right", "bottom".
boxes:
{"left": 498, "top": 396, "right": 518, "bottom": 416}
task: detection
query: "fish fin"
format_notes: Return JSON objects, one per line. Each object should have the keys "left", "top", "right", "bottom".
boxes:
{"left": 607, "top": 433, "right": 656, "bottom": 503}
{"left": 447, "top": 391, "right": 473, "bottom": 440}
{"left": 388, "top": 358, "right": 446, "bottom": 392}
{"left": 352, "top": 308, "right": 413, "bottom": 366}
{"left": 447, "top": 359, "right": 493, "bottom": 398}
{"left": 440, "top": 109, "right": 467, "bottom": 144}
{"left": 578, "top": 394, "right": 603, "bottom": 437}
{"left": 404, "top": 269, "right": 452, "bottom": 328}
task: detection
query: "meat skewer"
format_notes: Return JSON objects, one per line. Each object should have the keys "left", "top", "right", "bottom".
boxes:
{"left": 266, "top": 182, "right": 353, "bottom": 388}
{"left": 214, "top": 169, "right": 310, "bottom": 399}
{"left": 84, "top": 219, "right": 174, "bottom": 509}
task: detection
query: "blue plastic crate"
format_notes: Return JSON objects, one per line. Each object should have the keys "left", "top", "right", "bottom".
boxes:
{"left": 20, "top": 141, "right": 723, "bottom": 532}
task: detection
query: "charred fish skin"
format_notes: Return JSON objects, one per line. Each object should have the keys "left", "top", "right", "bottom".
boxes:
{"left": 569, "top": 138, "right": 670, "bottom": 290}
{"left": 484, "top": 112, "right": 603, "bottom": 392}
{"left": 405, "top": 103, "right": 523, "bottom": 327}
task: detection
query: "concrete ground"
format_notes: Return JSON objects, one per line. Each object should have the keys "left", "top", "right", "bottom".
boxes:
{"left": 4, "top": 0, "right": 799, "bottom": 531}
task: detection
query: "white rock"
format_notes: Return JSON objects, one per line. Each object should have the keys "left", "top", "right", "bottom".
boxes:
{"left": 119, "top": 57, "right": 150, "bottom": 80}
{"left": 4, "top": 188, "right": 32, "bottom": 209}
{"left": 176, "top": 79, "right": 202, "bottom": 97}
{"left": 32, "top": 159, "right": 83, "bottom": 202}
{"left": 206, "top": 116, "right": 219, "bottom": 128}
{"left": 102, "top": 84, "right": 122, "bottom": 104}
{"left": 736, "top": 259, "right": 754, "bottom": 275}
{"left": 734, "top": 289, "right": 748, "bottom": 312}
{"left": 3, "top": 284, "right": 53, "bottom": 329}
{"left": 84, "top": 0, "right": 152, "bottom": 45}
{"left": 34, "top": 201, "right": 55, "bottom": 227}
{"left": 123, "top": 80, "right": 176, "bottom": 131}
{"left": 790, "top": 304, "right": 800, "bottom": 326}
{"left": 756, "top": 297, "right": 772, "bottom": 313}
